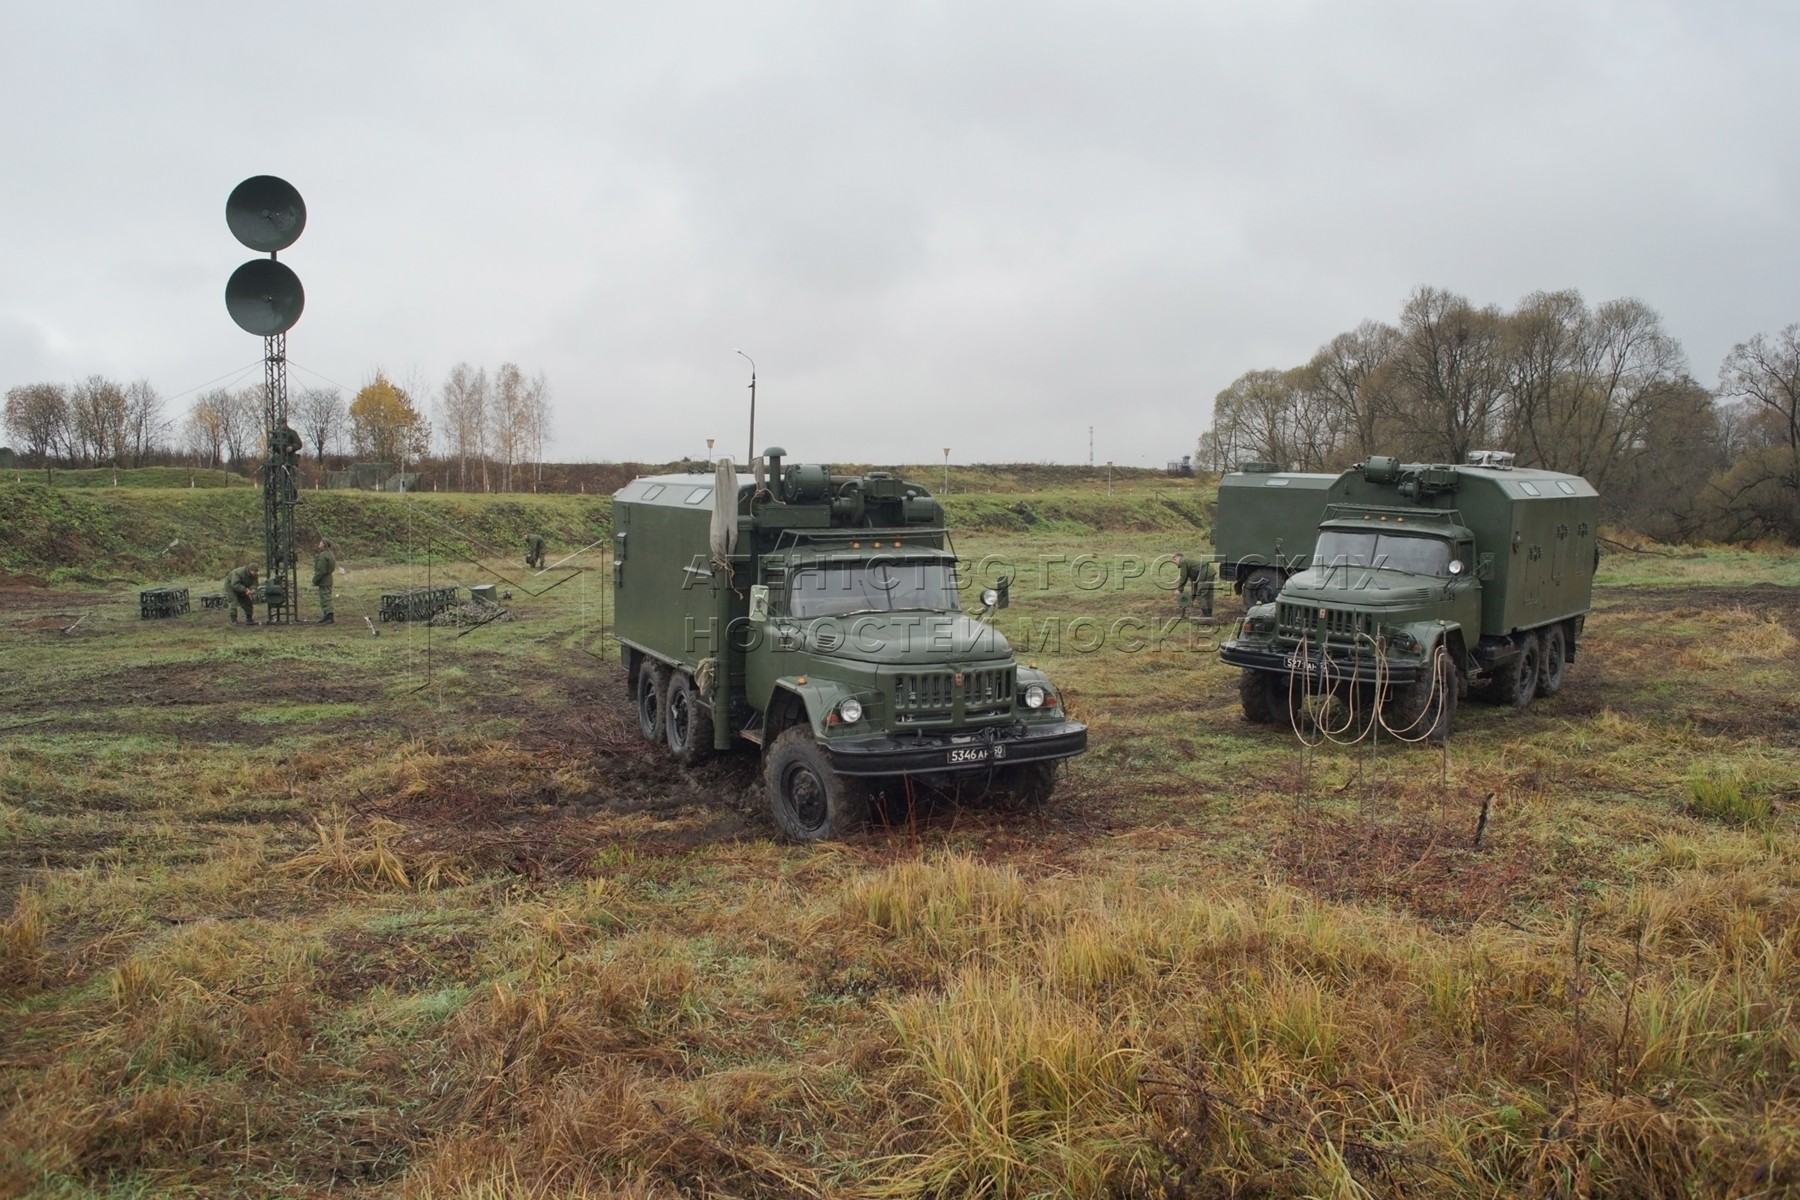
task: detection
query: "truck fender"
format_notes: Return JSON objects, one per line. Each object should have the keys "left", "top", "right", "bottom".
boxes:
{"left": 766, "top": 679, "right": 859, "bottom": 741}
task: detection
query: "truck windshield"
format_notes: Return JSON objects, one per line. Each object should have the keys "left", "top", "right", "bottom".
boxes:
{"left": 1313, "top": 530, "right": 1453, "bottom": 576}
{"left": 787, "top": 560, "right": 959, "bottom": 617}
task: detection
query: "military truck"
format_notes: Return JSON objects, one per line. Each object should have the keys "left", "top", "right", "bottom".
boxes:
{"left": 1213, "top": 463, "right": 1337, "bottom": 605}
{"left": 1219, "top": 452, "right": 1599, "bottom": 742}
{"left": 612, "top": 448, "right": 1087, "bottom": 840}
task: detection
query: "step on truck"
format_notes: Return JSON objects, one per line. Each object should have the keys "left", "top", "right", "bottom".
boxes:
{"left": 612, "top": 448, "right": 1087, "bottom": 840}
{"left": 1219, "top": 452, "right": 1599, "bottom": 742}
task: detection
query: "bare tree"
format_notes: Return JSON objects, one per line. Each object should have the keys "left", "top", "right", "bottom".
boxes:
{"left": 222, "top": 386, "right": 263, "bottom": 464}
{"left": 3, "top": 383, "right": 71, "bottom": 465}
{"left": 68, "top": 375, "right": 130, "bottom": 466}
{"left": 1719, "top": 324, "right": 1800, "bottom": 494}
{"left": 525, "top": 370, "right": 551, "bottom": 486}
{"left": 185, "top": 390, "right": 230, "bottom": 466}
{"left": 1385, "top": 287, "right": 1507, "bottom": 464}
{"left": 124, "top": 379, "right": 166, "bottom": 466}
{"left": 438, "top": 363, "right": 489, "bottom": 490}
{"left": 1300, "top": 320, "right": 1399, "bottom": 465}
{"left": 292, "top": 386, "right": 346, "bottom": 464}
{"left": 493, "top": 362, "right": 526, "bottom": 491}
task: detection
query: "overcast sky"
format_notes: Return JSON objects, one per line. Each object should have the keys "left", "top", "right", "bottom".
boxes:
{"left": 1, "top": 1, "right": 1794, "bottom": 468}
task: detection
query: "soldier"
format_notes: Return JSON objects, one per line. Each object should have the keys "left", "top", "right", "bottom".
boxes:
{"left": 224, "top": 563, "right": 260, "bottom": 626}
{"left": 525, "top": 533, "right": 546, "bottom": 570}
{"left": 312, "top": 537, "right": 337, "bottom": 624}
{"left": 1172, "top": 551, "right": 1216, "bottom": 619}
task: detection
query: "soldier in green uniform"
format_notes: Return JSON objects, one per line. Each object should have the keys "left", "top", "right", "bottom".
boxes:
{"left": 312, "top": 537, "right": 337, "bottom": 624}
{"left": 525, "top": 533, "right": 546, "bottom": 570}
{"left": 224, "top": 563, "right": 260, "bottom": 625}
{"left": 1172, "top": 551, "right": 1215, "bottom": 619}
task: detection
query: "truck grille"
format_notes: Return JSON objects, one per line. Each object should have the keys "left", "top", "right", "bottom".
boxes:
{"left": 891, "top": 668, "right": 1015, "bottom": 717}
{"left": 1276, "top": 602, "right": 1373, "bottom": 642}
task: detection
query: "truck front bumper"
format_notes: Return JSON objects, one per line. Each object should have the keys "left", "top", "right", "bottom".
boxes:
{"left": 825, "top": 720, "right": 1088, "bottom": 777}
{"left": 1219, "top": 640, "right": 1422, "bottom": 686}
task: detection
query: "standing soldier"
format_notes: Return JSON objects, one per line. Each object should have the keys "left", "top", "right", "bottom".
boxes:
{"left": 224, "top": 563, "right": 260, "bottom": 626}
{"left": 525, "top": 533, "right": 546, "bottom": 570}
{"left": 312, "top": 537, "right": 337, "bottom": 624}
{"left": 1172, "top": 551, "right": 1216, "bottom": 619}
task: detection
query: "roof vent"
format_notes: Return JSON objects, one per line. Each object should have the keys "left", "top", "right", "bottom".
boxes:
{"left": 1465, "top": 449, "right": 1515, "bottom": 470}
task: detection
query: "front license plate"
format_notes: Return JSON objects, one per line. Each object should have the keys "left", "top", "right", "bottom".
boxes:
{"left": 1282, "top": 655, "right": 1324, "bottom": 674}
{"left": 946, "top": 746, "right": 990, "bottom": 765}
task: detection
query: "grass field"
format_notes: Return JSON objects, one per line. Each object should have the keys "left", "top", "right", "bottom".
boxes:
{"left": 2, "top": 483, "right": 1798, "bottom": 1198}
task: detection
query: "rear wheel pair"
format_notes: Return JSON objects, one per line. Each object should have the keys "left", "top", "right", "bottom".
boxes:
{"left": 634, "top": 662, "right": 714, "bottom": 764}
{"left": 1488, "top": 625, "right": 1566, "bottom": 708}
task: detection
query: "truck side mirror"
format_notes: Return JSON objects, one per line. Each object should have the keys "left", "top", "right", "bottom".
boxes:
{"left": 749, "top": 585, "right": 770, "bottom": 622}
{"left": 1476, "top": 553, "right": 1494, "bottom": 581}
{"left": 996, "top": 576, "right": 1011, "bottom": 610}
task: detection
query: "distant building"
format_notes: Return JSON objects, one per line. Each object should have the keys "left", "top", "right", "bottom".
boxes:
{"left": 1166, "top": 455, "right": 1195, "bottom": 477}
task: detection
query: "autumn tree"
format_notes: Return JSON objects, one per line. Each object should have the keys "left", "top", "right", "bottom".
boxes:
{"left": 124, "top": 379, "right": 165, "bottom": 466}
{"left": 1717, "top": 324, "right": 1800, "bottom": 539}
{"left": 185, "top": 390, "right": 230, "bottom": 466}
{"left": 3, "top": 383, "right": 71, "bottom": 464}
{"left": 67, "top": 375, "right": 129, "bottom": 466}
{"left": 349, "top": 371, "right": 430, "bottom": 467}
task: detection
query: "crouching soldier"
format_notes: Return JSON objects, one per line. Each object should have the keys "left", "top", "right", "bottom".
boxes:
{"left": 525, "top": 533, "right": 546, "bottom": 570}
{"left": 312, "top": 537, "right": 337, "bottom": 624}
{"left": 1172, "top": 551, "right": 1215, "bottom": 619}
{"left": 224, "top": 563, "right": 260, "bottom": 625}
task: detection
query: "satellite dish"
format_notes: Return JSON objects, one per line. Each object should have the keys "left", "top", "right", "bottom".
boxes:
{"left": 226, "top": 175, "right": 306, "bottom": 253}
{"left": 225, "top": 259, "right": 305, "bottom": 336}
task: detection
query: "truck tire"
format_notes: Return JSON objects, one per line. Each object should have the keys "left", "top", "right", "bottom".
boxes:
{"left": 1239, "top": 669, "right": 1286, "bottom": 725}
{"left": 765, "top": 727, "right": 869, "bottom": 841}
{"left": 1384, "top": 655, "right": 1457, "bottom": 744}
{"left": 665, "top": 671, "right": 714, "bottom": 765}
{"left": 1537, "top": 625, "right": 1567, "bottom": 697}
{"left": 635, "top": 662, "right": 668, "bottom": 743}
{"left": 1243, "top": 567, "right": 1281, "bottom": 607}
{"left": 1495, "top": 634, "right": 1540, "bottom": 709}
{"left": 994, "top": 761, "right": 1058, "bottom": 808}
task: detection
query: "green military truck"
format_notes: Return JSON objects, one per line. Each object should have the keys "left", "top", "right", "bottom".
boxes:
{"left": 1214, "top": 463, "right": 1338, "bottom": 605}
{"left": 612, "top": 448, "right": 1087, "bottom": 840}
{"left": 1219, "top": 452, "right": 1599, "bottom": 742}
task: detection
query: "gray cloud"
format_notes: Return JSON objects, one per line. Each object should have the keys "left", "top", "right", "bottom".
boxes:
{"left": 2, "top": 1, "right": 1794, "bottom": 467}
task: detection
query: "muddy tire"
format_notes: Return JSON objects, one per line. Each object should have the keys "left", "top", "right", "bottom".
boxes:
{"left": 1384, "top": 656, "right": 1457, "bottom": 744}
{"left": 635, "top": 661, "right": 668, "bottom": 742}
{"left": 665, "top": 671, "right": 714, "bottom": 765}
{"left": 1239, "top": 669, "right": 1286, "bottom": 725}
{"left": 765, "top": 727, "right": 868, "bottom": 841}
{"left": 1537, "top": 625, "right": 1567, "bottom": 697}
{"left": 1495, "top": 634, "right": 1540, "bottom": 709}
{"left": 1242, "top": 567, "right": 1282, "bottom": 607}
{"left": 994, "top": 761, "right": 1058, "bottom": 808}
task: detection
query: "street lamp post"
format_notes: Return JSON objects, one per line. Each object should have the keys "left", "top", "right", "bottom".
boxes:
{"left": 735, "top": 349, "right": 756, "bottom": 465}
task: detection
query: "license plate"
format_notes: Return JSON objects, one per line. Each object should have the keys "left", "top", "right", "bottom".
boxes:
{"left": 946, "top": 746, "right": 990, "bottom": 765}
{"left": 1282, "top": 655, "right": 1323, "bottom": 674}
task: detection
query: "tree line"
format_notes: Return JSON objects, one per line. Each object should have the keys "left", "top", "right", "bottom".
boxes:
{"left": 1199, "top": 287, "right": 1800, "bottom": 542}
{"left": 4, "top": 362, "right": 555, "bottom": 493}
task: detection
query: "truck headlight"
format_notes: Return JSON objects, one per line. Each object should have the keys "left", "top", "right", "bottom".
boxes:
{"left": 837, "top": 697, "right": 863, "bottom": 724}
{"left": 980, "top": 587, "right": 1000, "bottom": 607}
{"left": 1243, "top": 615, "right": 1275, "bottom": 635}
{"left": 1022, "top": 683, "right": 1047, "bottom": 709}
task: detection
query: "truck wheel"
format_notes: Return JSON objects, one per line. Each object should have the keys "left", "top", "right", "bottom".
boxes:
{"left": 1239, "top": 670, "right": 1286, "bottom": 725}
{"left": 1243, "top": 567, "right": 1281, "bottom": 607}
{"left": 1384, "top": 657, "right": 1457, "bottom": 744}
{"left": 635, "top": 662, "right": 668, "bottom": 742}
{"left": 665, "top": 671, "right": 714, "bottom": 765}
{"left": 1537, "top": 625, "right": 1567, "bottom": 697}
{"left": 995, "top": 761, "right": 1058, "bottom": 808}
{"left": 1496, "top": 634, "right": 1540, "bottom": 709}
{"left": 765, "top": 727, "right": 869, "bottom": 841}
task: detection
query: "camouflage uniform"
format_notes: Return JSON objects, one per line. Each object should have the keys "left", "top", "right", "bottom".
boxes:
{"left": 525, "top": 533, "right": 546, "bottom": 570}
{"left": 1173, "top": 552, "right": 1216, "bottom": 618}
{"left": 312, "top": 540, "right": 337, "bottom": 623}
{"left": 224, "top": 564, "right": 259, "bottom": 625}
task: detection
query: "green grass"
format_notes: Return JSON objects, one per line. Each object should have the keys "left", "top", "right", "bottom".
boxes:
{"left": 2, "top": 483, "right": 1798, "bottom": 1196}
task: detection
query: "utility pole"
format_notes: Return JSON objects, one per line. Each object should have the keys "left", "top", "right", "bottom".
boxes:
{"left": 735, "top": 350, "right": 756, "bottom": 464}
{"left": 1107, "top": 460, "right": 1113, "bottom": 497}
{"left": 1089, "top": 426, "right": 1094, "bottom": 468}
{"left": 942, "top": 447, "right": 950, "bottom": 494}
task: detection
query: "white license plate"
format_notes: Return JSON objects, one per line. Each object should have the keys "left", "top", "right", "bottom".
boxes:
{"left": 946, "top": 746, "right": 991, "bottom": 764}
{"left": 1282, "top": 655, "right": 1324, "bottom": 674}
